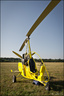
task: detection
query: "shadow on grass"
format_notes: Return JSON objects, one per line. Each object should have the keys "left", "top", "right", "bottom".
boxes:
{"left": 16, "top": 79, "right": 32, "bottom": 83}
{"left": 49, "top": 77, "right": 64, "bottom": 91}
{"left": 16, "top": 76, "right": 64, "bottom": 92}
{"left": 50, "top": 76, "right": 56, "bottom": 80}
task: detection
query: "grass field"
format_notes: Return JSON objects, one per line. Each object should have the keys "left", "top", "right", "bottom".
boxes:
{"left": 1, "top": 62, "right": 64, "bottom": 96}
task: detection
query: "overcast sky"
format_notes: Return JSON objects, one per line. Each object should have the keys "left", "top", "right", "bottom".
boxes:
{"left": 1, "top": 0, "right": 63, "bottom": 59}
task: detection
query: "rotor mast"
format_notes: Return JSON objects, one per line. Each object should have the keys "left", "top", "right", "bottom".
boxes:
{"left": 27, "top": 37, "right": 32, "bottom": 58}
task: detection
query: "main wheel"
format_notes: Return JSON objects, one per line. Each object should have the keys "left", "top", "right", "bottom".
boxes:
{"left": 45, "top": 82, "right": 50, "bottom": 91}
{"left": 12, "top": 75, "right": 16, "bottom": 83}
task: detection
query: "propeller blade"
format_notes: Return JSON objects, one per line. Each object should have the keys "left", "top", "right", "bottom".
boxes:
{"left": 26, "top": 0, "right": 61, "bottom": 37}
{"left": 12, "top": 51, "right": 22, "bottom": 58}
{"left": 19, "top": 38, "right": 28, "bottom": 51}
{"left": 31, "top": 52, "right": 35, "bottom": 56}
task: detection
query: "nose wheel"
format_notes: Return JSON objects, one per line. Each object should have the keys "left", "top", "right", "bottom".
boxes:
{"left": 12, "top": 75, "right": 16, "bottom": 83}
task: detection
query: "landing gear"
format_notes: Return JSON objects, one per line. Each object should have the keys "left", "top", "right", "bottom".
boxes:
{"left": 12, "top": 75, "right": 16, "bottom": 83}
{"left": 45, "top": 82, "right": 50, "bottom": 91}
{"left": 33, "top": 80, "right": 40, "bottom": 85}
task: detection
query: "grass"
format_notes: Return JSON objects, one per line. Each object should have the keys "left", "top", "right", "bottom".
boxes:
{"left": 0, "top": 62, "right": 64, "bottom": 96}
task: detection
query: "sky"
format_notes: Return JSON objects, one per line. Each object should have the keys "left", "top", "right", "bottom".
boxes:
{"left": 1, "top": 0, "right": 63, "bottom": 59}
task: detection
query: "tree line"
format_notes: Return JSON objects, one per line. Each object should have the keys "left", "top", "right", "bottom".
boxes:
{"left": 0, "top": 57, "right": 64, "bottom": 62}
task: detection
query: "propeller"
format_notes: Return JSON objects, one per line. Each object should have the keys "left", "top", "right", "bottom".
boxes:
{"left": 12, "top": 51, "right": 22, "bottom": 58}
{"left": 26, "top": 0, "right": 61, "bottom": 37}
{"left": 31, "top": 52, "right": 35, "bottom": 56}
{"left": 19, "top": 38, "right": 28, "bottom": 51}
{"left": 19, "top": 0, "right": 61, "bottom": 52}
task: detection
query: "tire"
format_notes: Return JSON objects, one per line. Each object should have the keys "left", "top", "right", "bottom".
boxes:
{"left": 12, "top": 75, "right": 16, "bottom": 83}
{"left": 45, "top": 82, "right": 50, "bottom": 91}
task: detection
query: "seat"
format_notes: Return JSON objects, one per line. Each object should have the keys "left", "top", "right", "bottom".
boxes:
{"left": 29, "top": 58, "right": 37, "bottom": 73}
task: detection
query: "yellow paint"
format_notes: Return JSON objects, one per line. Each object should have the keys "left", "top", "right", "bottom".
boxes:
{"left": 11, "top": 38, "right": 50, "bottom": 86}
{"left": 28, "top": 39, "right": 32, "bottom": 58}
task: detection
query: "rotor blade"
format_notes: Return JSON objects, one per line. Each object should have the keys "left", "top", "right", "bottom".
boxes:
{"left": 31, "top": 52, "right": 35, "bottom": 56}
{"left": 19, "top": 38, "right": 28, "bottom": 51}
{"left": 26, "top": 0, "right": 61, "bottom": 37}
{"left": 12, "top": 51, "right": 22, "bottom": 58}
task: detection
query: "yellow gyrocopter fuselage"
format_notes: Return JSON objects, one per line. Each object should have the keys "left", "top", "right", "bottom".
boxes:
{"left": 11, "top": 0, "right": 61, "bottom": 90}
{"left": 11, "top": 39, "right": 49, "bottom": 88}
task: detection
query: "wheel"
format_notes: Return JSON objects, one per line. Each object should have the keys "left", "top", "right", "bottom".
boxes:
{"left": 12, "top": 75, "right": 16, "bottom": 83}
{"left": 45, "top": 82, "right": 50, "bottom": 91}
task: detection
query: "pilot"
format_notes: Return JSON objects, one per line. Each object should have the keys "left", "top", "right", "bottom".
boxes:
{"left": 22, "top": 54, "right": 28, "bottom": 66}
{"left": 24, "top": 57, "right": 28, "bottom": 66}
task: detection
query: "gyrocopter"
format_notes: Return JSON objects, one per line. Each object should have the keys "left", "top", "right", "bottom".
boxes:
{"left": 11, "top": 0, "right": 61, "bottom": 91}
